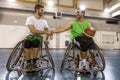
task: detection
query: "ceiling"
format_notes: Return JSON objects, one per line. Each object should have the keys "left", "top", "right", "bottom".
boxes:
{"left": 0, "top": 0, "right": 120, "bottom": 20}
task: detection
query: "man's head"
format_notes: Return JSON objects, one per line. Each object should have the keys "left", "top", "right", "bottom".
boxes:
{"left": 75, "top": 8, "right": 85, "bottom": 19}
{"left": 34, "top": 4, "right": 44, "bottom": 16}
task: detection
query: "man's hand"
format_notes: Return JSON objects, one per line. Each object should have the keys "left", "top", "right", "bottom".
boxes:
{"left": 43, "top": 30, "right": 51, "bottom": 35}
{"left": 46, "top": 40, "right": 49, "bottom": 44}
{"left": 44, "top": 28, "right": 51, "bottom": 36}
{"left": 50, "top": 30, "right": 54, "bottom": 35}
{"left": 46, "top": 31, "right": 52, "bottom": 36}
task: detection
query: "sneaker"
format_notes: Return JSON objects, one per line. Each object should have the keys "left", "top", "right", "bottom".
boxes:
{"left": 79, "top": 66, "right": 90, "bottom": 75}
{"left": 30, "top": 63, "right": 38, "bottom": 70}
{"left": 25, "top": 63, "right": 32, "bottom": 70}
{"left": 93, "top": 66, "right": 98, "bottom": 71}
{"left": 80, "top": 66, "right": 87, "bottom": 71}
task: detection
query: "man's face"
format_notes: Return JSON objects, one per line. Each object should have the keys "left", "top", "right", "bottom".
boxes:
{"left": 37, "top": 8, "right": 44, "bottom": 16}
{"left": 76, "top": 10, "right": 84, "bottom": 19}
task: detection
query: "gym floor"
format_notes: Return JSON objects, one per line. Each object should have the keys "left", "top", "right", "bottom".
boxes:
{"left": 0, "top": 49, "right": 120, "bottom": 80}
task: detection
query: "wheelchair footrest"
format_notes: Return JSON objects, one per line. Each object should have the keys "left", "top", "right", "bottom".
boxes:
{"left": 22, "top": 66, "right": 52, "bottom": 72}
{"left": 63, "top": 67, "right": 101, "bottom": 73}
{"left": 64, "top": 68, "right": 91, "bottom": 72}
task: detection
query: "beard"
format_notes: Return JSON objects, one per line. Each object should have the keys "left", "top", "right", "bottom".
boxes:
{"left": 38, "top": 12, "right": 44, "bottom": 16}
{"left": 76, "top": 15, "right": 82, "bottom": 19}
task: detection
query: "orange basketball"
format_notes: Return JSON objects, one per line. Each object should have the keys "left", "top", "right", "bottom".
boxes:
{"left": 83, "top": 27, "right": 96, "bottom": 38}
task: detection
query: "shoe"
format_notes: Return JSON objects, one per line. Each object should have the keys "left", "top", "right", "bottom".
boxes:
{"left": 82, "top": 66, "right": 86, "bottom": 69}
{"left": 25, "top": 63, "right": 32, "bottom": 70}
{"left": 79, "top": 66, "right": 90, "bottom": 75}
{"left": 30, "top": 63, "right": 38, "bottom": 70}
{"left": 93, "top": 66, "right": 98, "bottom": 71}
{"left": 81, "top": 66, "right": 87, "bottom": 71}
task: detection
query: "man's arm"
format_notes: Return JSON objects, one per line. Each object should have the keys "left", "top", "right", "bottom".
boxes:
{"left": 88, "top": 22, "right": 92, "bottom": 27}
{"left": 88, "top": 22, "right": 96, "bottom": 31}
{"left": 52, "top": 22, "right": 73, "bottom": 33}
{"left": 44, "top": 28, "right": 49, "bottom": 41}
{"left": 28, "top": 25, "right": 50, "bottom": 34}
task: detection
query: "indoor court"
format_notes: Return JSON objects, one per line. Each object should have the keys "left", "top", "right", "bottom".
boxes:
{"left": 0, "top": 0, "right": 120, "bottom": 80}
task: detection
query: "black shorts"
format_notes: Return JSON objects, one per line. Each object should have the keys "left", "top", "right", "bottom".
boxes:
{"left": 24, "top": 34, "right": 43, "bottom": 49}
{"left": 74, "top": 36, "right": 95, "bottom": 51}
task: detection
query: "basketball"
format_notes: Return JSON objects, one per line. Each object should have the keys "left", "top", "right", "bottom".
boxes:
{"left": 83, "top": 27, "right": 96, "bottom": 38}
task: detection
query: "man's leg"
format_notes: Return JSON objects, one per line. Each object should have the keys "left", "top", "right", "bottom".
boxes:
{"left": 74, "top": 51, "right": 87, "bottom": 70}
{"left": 32, "top": 39, "right": 40, "bottom": 68}
{"left": 24, "top": 40, "right": 32, "bottom": 70}
{"left": 90, "top": 51, "right": 98, "bottom": 70}
{"left": 89, "top": 39, "right": 98, "bottom": 70}
{"left": 91, "top": 53, "right": 96, "bottom": 66}
{"left": 74, "top": 37, "right": 88, "bottom": 70}
{"left": 80, "top": 51, "right": 87, "bottom": 69}
{"left": 24, "top": 48, "right": 31, "bottom": 62}
{"left": 32, "top": 48, "right": 39, "bottom": 63}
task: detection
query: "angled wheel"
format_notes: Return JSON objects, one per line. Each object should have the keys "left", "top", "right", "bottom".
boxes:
{"left": 44, "top": 41, "right": 55, "bottom": 68}
{"left": 6, "top": 40, "right": 24, "bottom": 71}
{"left": 89, "top": 44, "right": 106, "bottom": 71}
{"left": 60, "top": 42, "right": 73, "bottom": 71}
{"left": 40, "top": 69, "right": 55, "bottom": 80}
{"left": 5, "top": 71, "right": 22, "bottom": 80}
{"left": 94, "top": 44, "right": 106, "bottom": 71}
{"left": 93, "top": 71, "right": 105, "bottom": 80}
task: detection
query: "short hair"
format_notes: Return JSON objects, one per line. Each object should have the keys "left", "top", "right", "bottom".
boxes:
{"left": 34, "top": 4, "right": 44, "bottom": 12}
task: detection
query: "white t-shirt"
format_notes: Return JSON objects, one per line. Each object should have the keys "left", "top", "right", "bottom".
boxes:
{"left": 25, "top": 15, "right": 49, "bottom": 34}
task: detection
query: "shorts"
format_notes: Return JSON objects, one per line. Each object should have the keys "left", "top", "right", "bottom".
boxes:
{"left": 24, "top": 34, "right": 43, "bottom": 48}
{"left": 74, "top": 36, "right": 95, "bottom": 51}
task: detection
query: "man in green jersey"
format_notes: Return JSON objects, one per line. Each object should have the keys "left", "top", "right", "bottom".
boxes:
{"left": 51, "top": 8, "right": 96, "bottom": 70}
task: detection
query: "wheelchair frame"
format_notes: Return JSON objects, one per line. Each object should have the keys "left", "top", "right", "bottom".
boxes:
{"left": 60, "top": 42, "right": 106, "bottom": 73}
{"left": 6, "top": 35, "right": 55, "bottom": 76}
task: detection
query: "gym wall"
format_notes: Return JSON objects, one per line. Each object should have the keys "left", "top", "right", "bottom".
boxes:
{"left": 0, "top": 11, "right": 120, "bottom": 49}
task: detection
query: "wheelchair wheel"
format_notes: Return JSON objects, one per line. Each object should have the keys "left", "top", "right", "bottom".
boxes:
{"left": 94, "top": 44, "right": 106, "bottom": 71}
{"left": 93, "top": 71, "right": 105, "bottom": 80}
{"left": 60, "top": 42, "right": 73, "bottom": 71}
{"left": 44, "top": 41, "right": 55, "bottom": 68}
{"left": 5, "top": 71, "right": 22, "bottom": 80}
{"left": 41, "top": 69, "right": 55, "bottom": 80}
{"left": 6, "top": 40, "right": 24, "bottom": 71}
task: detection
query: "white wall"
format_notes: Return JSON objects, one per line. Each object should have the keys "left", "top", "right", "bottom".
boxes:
{"left": 0, "top": 25, "right": 28, "bottom": 48}
{"left": 0, "top": 11, "right": 120, "bottom": 49}
{"left": 0, "top": 25, "right": 57, "bottom": 48}
{"left": 94, "top": 31, "right": 119, "bottom": 49}
{"left": 58, "top": 30, "right": 120, "bottom": 49}
{"left": 59, "top": 30, "right": 71, "bottom": 48}
{"left": 0, "top": 24, "right": 120, "bottom": 49}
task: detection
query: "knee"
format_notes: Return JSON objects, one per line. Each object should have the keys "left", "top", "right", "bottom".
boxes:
{"left": 32, "top": 40, "right": 40, "bottom": 48}
{"left": 81, "top": 45, "right": 88, "bottom": 51}
{"left": 81, "top": 48, "right": 87, "bottom": 52}
{"left": 24, "top": 40, "right": 32, "bottom": 49}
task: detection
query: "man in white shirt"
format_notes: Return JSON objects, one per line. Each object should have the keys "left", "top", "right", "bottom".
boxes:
{"left": 25, "top": 4, "right": 51, "bottom": 70}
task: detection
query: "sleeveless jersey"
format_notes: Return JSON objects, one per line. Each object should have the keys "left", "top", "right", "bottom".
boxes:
{"left": 71, "top": 20, "right": 88, "bottom": 40}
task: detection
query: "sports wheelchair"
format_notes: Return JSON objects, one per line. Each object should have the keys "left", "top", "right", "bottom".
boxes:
{"left": 6, "top": 35, "right": 55, "bottom": 76}
{"left": 60, "top": 40, "right": 105, "bottom": 75}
